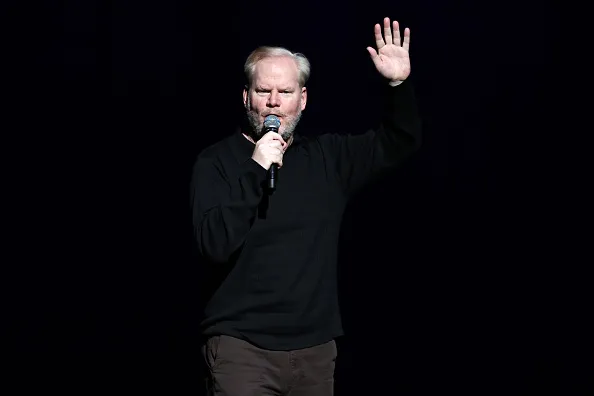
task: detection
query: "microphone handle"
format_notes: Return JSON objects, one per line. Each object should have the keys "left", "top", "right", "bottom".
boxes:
{"left": 268, "top": 163, "right": 278, "bottom": 190}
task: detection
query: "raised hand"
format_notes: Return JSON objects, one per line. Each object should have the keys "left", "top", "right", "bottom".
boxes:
{"left": 366, "top": 17, "right": 411, "bottom": 83}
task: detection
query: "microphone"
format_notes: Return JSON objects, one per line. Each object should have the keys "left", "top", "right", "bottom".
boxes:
{"left": 263, "top": 115, "right": 281, "bottom": 190}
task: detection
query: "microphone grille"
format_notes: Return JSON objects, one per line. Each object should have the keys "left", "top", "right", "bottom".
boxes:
{"left": 263, "top": 115, "right": 281, "bottom": 129}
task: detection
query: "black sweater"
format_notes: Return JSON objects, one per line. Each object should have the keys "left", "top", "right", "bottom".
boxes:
{"left": 190, "top": 79, "right": 421, "bottom": 350}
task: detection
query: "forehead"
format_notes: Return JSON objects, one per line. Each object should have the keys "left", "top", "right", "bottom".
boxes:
{"left": 253, "top": 56, "right": 299, "bottom": 86}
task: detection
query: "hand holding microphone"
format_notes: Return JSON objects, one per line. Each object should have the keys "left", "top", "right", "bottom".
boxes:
{"left": 251, "top": 131, "right": 286, "bottom": 170}
{"left": 251, "top": 115, "right": 284, "bottom": 190}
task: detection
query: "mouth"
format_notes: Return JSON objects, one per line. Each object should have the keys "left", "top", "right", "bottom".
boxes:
{"left": 263, "top": 113, "right": 283, "bottom": 118}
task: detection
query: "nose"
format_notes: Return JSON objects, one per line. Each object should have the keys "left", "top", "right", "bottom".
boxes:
{"left": 267, "top": 91, "right": 280, "bottom": 107}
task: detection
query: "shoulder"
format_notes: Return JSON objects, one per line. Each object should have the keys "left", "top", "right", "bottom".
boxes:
{"left": 297, "top": 132, "right": 345, "bottom": 148}
{"left": 308, "top": 132, "right": 355, "bottom": 153}
{"left": 190, "top": 134, "right": 238, "bottom": 185}
{"left": 192, "top": 134, "right": 235, "bottom": 167}
{"left": 196, "top": 135, "right": 234, "bottom": 160}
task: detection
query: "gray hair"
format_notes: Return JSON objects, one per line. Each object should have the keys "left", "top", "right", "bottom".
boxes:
{"left": 244, "top": 46, "right": 311, "bottom": 88}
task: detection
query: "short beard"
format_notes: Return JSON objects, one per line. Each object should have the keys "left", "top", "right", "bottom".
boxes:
{"left": 245, "top": 99, "right": 302, "bottom": 142}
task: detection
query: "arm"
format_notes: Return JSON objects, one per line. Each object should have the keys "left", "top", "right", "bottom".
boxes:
{"left": 323, "top": 79, "right": 421, "bottom": 195}
{"left": 321, "top": 18, "right": 421, "bottom": 194}
{"left": 190, "top": 154, "right": 266, "bottom": 263}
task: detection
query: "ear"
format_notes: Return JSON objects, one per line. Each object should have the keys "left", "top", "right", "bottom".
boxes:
{"left": 243, "top": 85, "right": 248, "bottom": 108}
{"left": 300, "top": 86, "right": 307, "bottom": 111}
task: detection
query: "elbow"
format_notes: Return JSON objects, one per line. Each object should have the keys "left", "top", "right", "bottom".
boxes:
{"left": 193, "top": 206, "right": 248, "bottom": 264}
{"left": 196, "top": 229, "right": 239, "bottom": 264}
{"left": 197, "top": 237, "right": 231, "bottom": 264}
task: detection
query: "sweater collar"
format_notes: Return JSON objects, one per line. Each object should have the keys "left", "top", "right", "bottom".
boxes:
{"left": 228, "top": 128, "right": 307, "bottom": 164}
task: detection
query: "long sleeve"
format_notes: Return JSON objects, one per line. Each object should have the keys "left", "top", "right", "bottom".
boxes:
{"left": 318, "top": 78, "right": 422, "bottom": 195}
{"left": 190, "top": 154, "right": 267, "bottom": 263}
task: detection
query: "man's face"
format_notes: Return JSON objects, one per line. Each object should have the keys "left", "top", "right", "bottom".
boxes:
{"left": 243, "top": 56, "right": 307, "bottom": 142}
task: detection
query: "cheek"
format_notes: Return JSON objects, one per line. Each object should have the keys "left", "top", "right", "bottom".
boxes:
{"left": 287, "top": 100, "right": 302, "bottom": 114}
{"left": 248, "top": 97, "right": 264, "bottom": 111}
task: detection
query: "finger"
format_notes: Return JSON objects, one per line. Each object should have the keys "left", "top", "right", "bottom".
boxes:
{"left": 273, "top": 150, "right": 284, "bottom": 166}
{"left": 269, "top": 141, "right": 283, "bottom": 150}
{"left": 402, "top": 27, "right": 410, "bottom": 51}
{"left": 264, "top": 131, "right": 286, "bottom": 144}
{"left": 392, "top": 20, "right": 401, "bottom": 45}
{"left": 383, "top": 17, "right": 392, "bottom": 46}
{"left": 366, "top": 46, "right": 380, "bottom": 66}
{"left": 374, "top": 23, "right": 384, "bottom": 49}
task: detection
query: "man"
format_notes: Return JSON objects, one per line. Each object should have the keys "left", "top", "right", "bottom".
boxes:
{"left": 190, "top": 17, "right": 421, "bottom": 396}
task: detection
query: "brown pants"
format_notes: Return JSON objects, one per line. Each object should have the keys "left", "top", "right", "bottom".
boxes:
{"left": 201, "top": 335, "right": 337, "bottom": 396}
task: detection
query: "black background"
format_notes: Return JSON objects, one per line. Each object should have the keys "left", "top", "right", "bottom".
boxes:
{"left": 8, "top": 0, "right": 577, "bottom": 394}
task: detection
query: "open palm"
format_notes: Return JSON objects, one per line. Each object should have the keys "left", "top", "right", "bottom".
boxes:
{"left": 366, "top": 17, "right": 411, "bottom": 82}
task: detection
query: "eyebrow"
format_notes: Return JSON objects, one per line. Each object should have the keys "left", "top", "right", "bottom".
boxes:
{"left": 255, "top": 86, "right": 295, "bottom": 91}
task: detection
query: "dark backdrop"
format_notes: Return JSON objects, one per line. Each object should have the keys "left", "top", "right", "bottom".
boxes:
{"left": 10, "top": 0, "right": 567, "bottom": 394}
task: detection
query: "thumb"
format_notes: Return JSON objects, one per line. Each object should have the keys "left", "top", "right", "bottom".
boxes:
{"left": 366, "top": 47, "right": 380, "bottom": 66}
